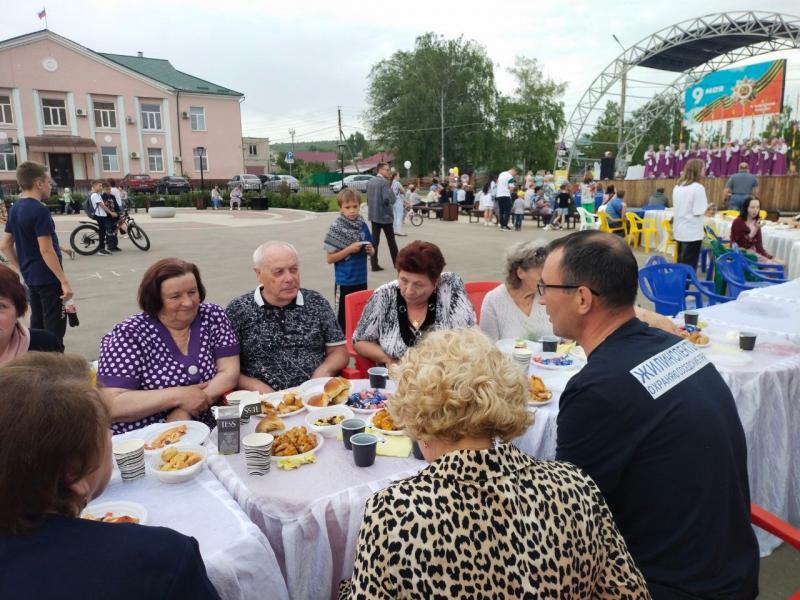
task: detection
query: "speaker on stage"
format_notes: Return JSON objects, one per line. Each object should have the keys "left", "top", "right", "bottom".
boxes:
{"left": 600, "top": 152, "right": 615, "bottom": 180}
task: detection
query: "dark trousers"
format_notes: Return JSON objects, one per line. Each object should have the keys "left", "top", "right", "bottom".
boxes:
{"left": 106, "top": 218, "right": 119, "bottom": 249}
{"left": 29, "top": 283, "right": 66, "bottom": 351}
{"left": 497, "top": 196, "right": 512, "bottom": 228}
{"left": 370, "top": 221, "right": 398, "bottom": 269}
{"left": 677, "top": 240, "right": 702, "bottom": 271}
{"left": 93, "top": 216, "right": 108, "bottom": 250}
{"left": 513, "top": 214, "right": 523, "bottom": 230}
{"left": 335, "top": 283, "right": 368, "bottom": 334}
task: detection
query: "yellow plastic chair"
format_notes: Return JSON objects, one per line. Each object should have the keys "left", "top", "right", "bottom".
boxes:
{"left": 626, "top": 213, "right": 643, "bottom": 248}
{"left": 661, "top": 219, "right": 678, "bottom": 262}
{"left": 721, "top": 210, "right": 739, "bottom": 219}
{"left": 599, "top": 211, "right": 625, "bottom": 235}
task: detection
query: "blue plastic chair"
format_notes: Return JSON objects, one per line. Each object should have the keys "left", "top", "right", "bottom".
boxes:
{"left": 645, "top": 255, "right": 668, "bottom": 266}
{"left": 714, "top": 252, "right": 785, "bottom": 299}
{"left": 638, "top": 263, "right": 732, "bottom": 316}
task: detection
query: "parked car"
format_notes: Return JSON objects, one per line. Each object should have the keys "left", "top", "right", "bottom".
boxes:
{"left": 121, "top": 173, "right": 156, "bottom": 194}
{"left": 260, "top": 174, "right": 298, "bottom": 193}
{"left": 227, "top": 174, "right": 262, "bottom": 192}
{"left": 329, "top": 174, "right": 375, "bottom": 193}
{"left": 155, "top": 176, "right": 191, "bottom": 195}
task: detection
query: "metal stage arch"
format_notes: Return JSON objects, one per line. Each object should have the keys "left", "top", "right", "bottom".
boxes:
{"left": 558, "top": 11, "right": 800, "bottom": 175}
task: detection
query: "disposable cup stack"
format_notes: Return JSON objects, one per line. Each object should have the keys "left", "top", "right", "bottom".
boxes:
{"left": 113, "top": 439, "right": 146, "bottom": 482}
{"left": 242, "top": 433, "right": 273, "bottom": 476}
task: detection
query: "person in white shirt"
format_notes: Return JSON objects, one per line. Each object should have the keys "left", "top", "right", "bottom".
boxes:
{"left": 89, "top": 180, "right": 111, "bottom": 256}
{"left": 496, "top": 168, "right": 517, "bottom": 231}
{"left": 109, "top": 179, "right": 124, "bottom": 211}
{"left": 671, "top": 158, "right": 708, "bottom": 270}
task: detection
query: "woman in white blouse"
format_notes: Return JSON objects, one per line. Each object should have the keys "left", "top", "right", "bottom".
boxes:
{"left": 672, "top": 158, "right": 708, "bottom": 270}
{"left": 480, "top": 240, "right": 553, "bottom": 342}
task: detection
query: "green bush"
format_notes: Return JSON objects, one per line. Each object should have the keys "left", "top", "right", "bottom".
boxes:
{"left": 264, "top": 191, "right": 330, "bottom": 212}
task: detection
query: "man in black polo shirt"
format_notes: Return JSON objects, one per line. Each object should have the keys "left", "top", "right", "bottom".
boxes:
{"left": 539, "top": 230, "right": 758, "bottom": 600}
{"left": 225, "top": 241, "right": 348, "bottom": 392}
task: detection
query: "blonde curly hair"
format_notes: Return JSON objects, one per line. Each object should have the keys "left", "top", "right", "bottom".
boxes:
{"left": 388, "top": 328, "right": 533, "bottom": 443}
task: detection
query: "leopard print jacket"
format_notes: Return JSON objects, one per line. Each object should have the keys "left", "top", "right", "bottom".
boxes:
{"left": 341, "top": 443, "right": 650, "bottom": 599}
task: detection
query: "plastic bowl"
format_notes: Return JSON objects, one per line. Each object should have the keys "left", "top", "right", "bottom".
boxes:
{"left": 147, "top": 443, "right": 207, "bottom": 484}
{"left": 305, "top": 405, "right": 355, "bottom": 438}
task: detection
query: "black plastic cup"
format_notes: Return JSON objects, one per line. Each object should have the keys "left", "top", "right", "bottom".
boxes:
{"left": 367, "top": 366, "right": 389, "bottom": 389}
{"left": 341, "top": 418, "right": 366, "bottom": 450}
{"left": 684, "top": 310, "right": 699, "bottom": 327}
{"left": 739, "top": 332, "right": 757, "bottom": 351}
{"left": 351, "top": 433, "right": 378, "bottom": 467}
{"left": 541, "top": 336, "right": 560, "bottom": 353}
{"left": 411, "top": 440, "right": 425, "bottom": 460}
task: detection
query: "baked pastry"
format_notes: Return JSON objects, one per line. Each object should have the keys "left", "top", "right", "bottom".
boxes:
{"left": 529, "top": 375, "right": 553, "bottom": 402}
{"left": 256, "top": 415, "right": 285, "bottom": 433}
{"left": 144, "top": 424, "right": 187, "bottom": 450}
{"left": 321, "top": 377, "right": 351, "bottom": 407}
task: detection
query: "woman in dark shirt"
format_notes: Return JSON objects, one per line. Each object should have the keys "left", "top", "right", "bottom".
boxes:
{"left": 730, "top": 196, "right": 784, "bottom": 264}
{"left": 0, "top": 353, "right": 220, "bottom": 600}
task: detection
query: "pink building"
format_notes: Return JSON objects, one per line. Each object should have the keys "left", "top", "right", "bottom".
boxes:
{"left": 0, "top": 29, "right": 244, "bottom": 189}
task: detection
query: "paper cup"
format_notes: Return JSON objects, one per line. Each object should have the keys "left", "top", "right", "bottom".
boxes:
{"left": 684, "top": 310, "right": 699, "bottom": 327}
{"left": 540, "top": 336, "right": 560, "bottom": 353}
{"left": 739, "top": 332, "right": 757, "bottom": 351}
{"left": 225, "top": 390, "right": 259, "bottom": 407}
{"left": 243, "top": 433, "right": 273, "bottom": 476}
{"left": 367, "top": 367, "right": 389, "bottom": 389}
{"left": 113, "top": 438, "right": 146, "bottom": 482}
{"left": 351, "top": 433, "right": 378, "bottom": 467}
{"left": 341, "top": 418, "right": 366, "bottom": 451}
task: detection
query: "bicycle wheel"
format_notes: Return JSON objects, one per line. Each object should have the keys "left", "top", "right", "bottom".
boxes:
{"left": 409, "top": 211, "right": 423, "bottom": 227}
{"left": 127, "top": 224, "right": 151, "bottom": 251}
{"left": 69, "top": 224, "right": 101, "bottom": 256}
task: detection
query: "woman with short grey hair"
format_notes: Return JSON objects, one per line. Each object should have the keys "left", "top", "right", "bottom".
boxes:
{"left": 479, "top": 240, "right": 554, "bottom": 342}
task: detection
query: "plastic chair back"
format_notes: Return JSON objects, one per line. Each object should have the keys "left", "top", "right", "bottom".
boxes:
{"left": 464, "top": 281, "right": 499, "bottom": 324}
{"left": 714, "top": 252, "right": 765, "bottom": 299}
{"left": 576, "top": 206, "right": 599, "bottom": 230}
{"left": 598, "top": 211, "right": 624, "bottom": 233}
{"left": 645, "top": 255, "right": 667, "bottom": 266}
{"left": 344, "top": 289, "right": 376, "bottom": 377}
{"left": 638, "top": 263, "right": 692, "bottom": 315}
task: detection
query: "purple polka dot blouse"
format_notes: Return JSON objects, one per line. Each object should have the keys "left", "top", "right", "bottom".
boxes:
{"left": 97, "top": 303, "right": 240, "bottom": 434}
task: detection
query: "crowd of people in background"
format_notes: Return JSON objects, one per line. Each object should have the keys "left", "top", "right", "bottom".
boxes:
{"left": 643, "top": 137, "right": 790, "bottom": 179}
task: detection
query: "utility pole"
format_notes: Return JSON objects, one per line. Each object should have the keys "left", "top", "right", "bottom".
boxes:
{"left": 337, "top": 106, "right": 361, "bottom": 175}
{"left": 288, "top": 128, "right": 295, "bottom": 177}
{"left": 440, "top": 93, "right": 445, "bottom": 181}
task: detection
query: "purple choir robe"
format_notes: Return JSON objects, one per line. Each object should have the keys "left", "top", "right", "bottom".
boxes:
{"left": 643, "top": 151, "right": 656, "bottom": 179}
{"left": 656, "top": 151, "right": 669, "bottom": 177}
{"left": 758, "top": 148, "right": 771, "bottom": 175}
{"left": 772, "top": 145, "right": 788, "bottom": 175}
{"left": 708, "top": 150, "right": 721, "bottom": 177}
{"left": 697, "top": 149, "right": 708, "bottom": 173}
{"left": 675, "top": 151, "right": 687, "bottom": 176}
{"left": 748, "top": 147, "right": 761, "bottom": 175}
{"left": 726, "top": 147, "right": 740, "bottom": 176}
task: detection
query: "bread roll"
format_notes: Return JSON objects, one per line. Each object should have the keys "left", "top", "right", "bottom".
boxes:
{"left": 256, "top": 416, "right": 285, "bottom": 433}
{"left": 322, "top": 377, "right": 351, "bottom": 406}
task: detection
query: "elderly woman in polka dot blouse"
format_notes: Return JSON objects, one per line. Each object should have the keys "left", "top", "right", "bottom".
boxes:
{"left": 97, "top": 258, "right": 240, "bottom": 434}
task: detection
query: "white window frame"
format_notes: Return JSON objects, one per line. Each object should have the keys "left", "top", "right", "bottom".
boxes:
{"left": 93, "top": 101, "right": 117, "bottom": 129}
{"left": 141, "top": 103, "right": 162, "bottom": 130}
{"left": 193, "top": 148, "right": 209, "bottom": 171}
{"left": 101, "top": 146, "right": 119, "bottom": 172}
{"left": 0, "top": 144, "right": 16, "bottom": 171}
{"left": 248, "top": 144, "right": 258, "bottom": 157}
{"left": 42, "top": 98, "right": 68, "bottom": 127}
{"left": 189, "top": 106, "right": 206, "bottom": 131}
{"left": 0, "top": 96, "right": 12, "bottom": 125}
{"left": 148, "top": 147, "right": 164, "bottom": 172}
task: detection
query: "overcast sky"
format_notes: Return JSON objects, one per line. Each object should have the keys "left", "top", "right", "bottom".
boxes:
{"left": 3, "top": 1, "right": 799, "bottom": 144}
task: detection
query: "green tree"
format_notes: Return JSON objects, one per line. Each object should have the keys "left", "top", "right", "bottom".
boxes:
{"left": 493, "top": 57, "right": 566, "bottom": 172}
{"left": 346, "top": 131, "right": 373, "bottom": 158}
{"left": 366, "top": 33, "right": 497, "bottom": 176}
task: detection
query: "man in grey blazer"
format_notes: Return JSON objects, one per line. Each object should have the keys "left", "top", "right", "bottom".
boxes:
{"left": 366, "top": 162, "right": 398, "bottom": 271}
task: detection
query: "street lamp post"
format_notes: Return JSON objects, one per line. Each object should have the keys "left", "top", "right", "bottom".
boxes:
{"left": 197, "top": 146, "right": 206, "bottom": 191}
{"left": 338, "top": 142, "right": 346, "bottom": 188}
{"left": 288, "top": 128, "right": 296, "bottom": 177}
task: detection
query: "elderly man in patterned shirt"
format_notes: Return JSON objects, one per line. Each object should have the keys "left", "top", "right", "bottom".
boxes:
{"left": 226, "top": 241, "right": 348, "bottom": 392}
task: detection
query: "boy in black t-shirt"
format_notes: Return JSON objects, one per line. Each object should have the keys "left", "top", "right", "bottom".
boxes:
{"left": 539, "top": 231, "right": 759, "bottom": 600}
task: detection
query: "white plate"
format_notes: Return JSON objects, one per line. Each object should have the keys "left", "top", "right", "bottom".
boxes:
{"left": 259, "top": 389, "right": 306, "bottom": 418}
{"left": 82, "top": 500, "right": 148, "bottom": 525}
{"left": 569, "top": 346, "right": 587, "bottom": 361}
{"left": 147, "top": 443, "right": 207, "bottom": 484}
{"left": 270, "top": 431, "right": 324, "bottom": 462}
{"left": 345, "top": 388, "right": 394, "bottom": 414}
{"left": 702, "top": 350, "right": 754, "bottom": 368}
{"left": 531, "top": 352, "right": 582, "bottom": 371}
{"left": 298, "top": 377, "right": 332, "bottom": 395}
{"left": 305, "top": 405, "right": 355, "bottom": 438}
{"left": 143, "top": 421, "right": 210, "bottom": 455}
{"left": 496, "top": 338, "right": 542, "bottom": 354}
{"left": 528, "top": 396, "right": 556, "bottom": 407}
{"left": 369, "top": 411, "right": 405, "bottom": 436}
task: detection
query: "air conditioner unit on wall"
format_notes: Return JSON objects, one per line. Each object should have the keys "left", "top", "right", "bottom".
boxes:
{"left": 130, "top": 151, "right": 140, "bottom": 159}
{"left": 181, "top": 111, "right": 189, "bottom": 119}
{"left": 174, "top": 156, "right": 182, "bottom": 162}
{"left": 76, "top": 108, "right": 86, "bottom": 117}
{"left": 126, "top": 116, "right": 135, "bottom": 125}
{"left": 4, "top": 137, "right": 14, "bottom": 144}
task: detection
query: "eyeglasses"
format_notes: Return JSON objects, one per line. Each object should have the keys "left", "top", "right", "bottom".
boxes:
{"left": 536, "top": 281, "right": 601, "bottom": 296}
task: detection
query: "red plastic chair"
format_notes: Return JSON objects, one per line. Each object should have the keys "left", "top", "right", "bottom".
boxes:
{"left": 341, "top": 289, "right": 375, "bottom": 380}
{"left": 464, "top": 281, "right": 499, "bottom": 325}
{"left": 751, "top": 503, "right": 800, "bottom": 599}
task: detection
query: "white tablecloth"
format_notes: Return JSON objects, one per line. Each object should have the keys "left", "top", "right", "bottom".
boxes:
{"left": 103, "top": 427, "right": 289, "bottom": 600}
{"left": 696, "top": 295, "right": 800, "bottom": 344}
{"left": 645, "top": 209, "right": 672, "bottom": 253}
{"left": 512, "top": 328, "right": 800, "bottom": 557}
{"left": 740, "top": 279, "right": 800, "bottom": 304}
{"left": 207, "top": 413, "right": 426, "bottom": 600}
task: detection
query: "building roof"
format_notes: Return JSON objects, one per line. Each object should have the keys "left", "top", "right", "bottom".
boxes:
{"left": 343, "top": 151, "right": 394, "bottom": 174}
{"left": 100, "top": 53, "right": 243, "bottom": 97}
{"left": 294, "top": 151, "right": 337, "bottom": 163}
{"left": 26, "top": 135, "right": 97, "bottom": 154}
